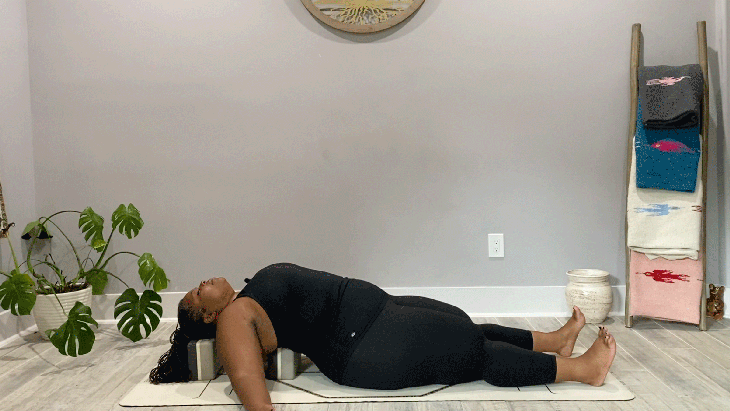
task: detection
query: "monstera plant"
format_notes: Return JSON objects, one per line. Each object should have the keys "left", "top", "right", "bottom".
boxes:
{"left": 0, "top": 204, "right": 168, "bottom": 356}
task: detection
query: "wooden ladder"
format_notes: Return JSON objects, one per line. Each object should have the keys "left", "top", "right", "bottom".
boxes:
{"left": 624, "top": 21, "right": 710, "bottom": 331}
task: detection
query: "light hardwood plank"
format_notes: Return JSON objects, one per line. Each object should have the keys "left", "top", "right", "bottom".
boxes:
{"left": 8, "top": 316, "right": 730, "bottom": 410}
{"left": 2, "top": 322, "right": 174, "bottom": 411}
{"left": 0, "top": 331, "right": 56, "bottom": 379}
{"left": 584, "top": 317, "right": 715, "bottom": 411}
{"left": 619, "top": 318, "right": 730, "bottom": 399}
{"left": 65, "top": 322, "right": 178, "bottom": 410}
{"left": 328, "top": 403, "right": 352, "bottom": 411}
{"left": 703, "top": 326, "right": 730, "bottom": 348}
{"left": 84, "top": 321, "right": 178, "bottom": 411}
{"left": 0, "top": 331, "right": 86, "bottom": 407}
{"left": 523, "top": 317, "right": 560, "bottom": 334}
{"left": 704, "top": 316, "right": 728, "bottom": 330}
{"left": 549, "top": 316, "right": 679, "bottom": 411}
{"left": 279, "top": 404, "right": 329, "bottom": 411}
{"left": 621, "top": 319, "right": 692, "bottom": 350}
{"left": 14, "top": 326, "right": 137, "bottom": 409}
{"left": 509, "top": 403, "right": 563, "bottom": 411}
{"left": 462, "top": 400, "right": 513, "bottom": 411}
{"left": 346, "top": 403, "right": 374, "bottom": 411}
{"left": 372, "top": 402, "right": 431, "bottom": 411}
{"left": 664, "top": 347, "right": 730, "bottom": 399}
{"left": 652, "top": 318, "right": 730, "bottom": 369}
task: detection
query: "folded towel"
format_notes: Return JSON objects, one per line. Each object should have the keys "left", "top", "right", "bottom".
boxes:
{"left": 636, "top": 96, "right": 701, "bottom": 192}
{"left": 629, "top": 251, "right": 703, "bottom": 325}
{"left": 638, "top": 64, "right": 703, "bottom": 129}
{"left": 627, "top": 136, "right": 702, "bottom": 260}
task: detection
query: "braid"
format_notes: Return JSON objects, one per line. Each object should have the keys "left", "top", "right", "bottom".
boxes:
{"left": 149, "top": 297, "right": 218, "bottom": 384}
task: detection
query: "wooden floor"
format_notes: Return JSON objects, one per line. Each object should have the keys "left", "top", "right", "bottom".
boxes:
{"left": 2, "top": 314, "right": 729, "bottom": 411}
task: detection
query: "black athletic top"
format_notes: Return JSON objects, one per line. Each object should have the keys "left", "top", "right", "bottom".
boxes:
{"left": 236, "top": 263, "right": 389, "bottom": 383}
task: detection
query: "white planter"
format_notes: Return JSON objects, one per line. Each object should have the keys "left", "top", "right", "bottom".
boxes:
{"left": 32, "top": 286, "right": 93, "bottom": 340}
{"left": 565, "top": 269, "right": 613, "bottom": 324}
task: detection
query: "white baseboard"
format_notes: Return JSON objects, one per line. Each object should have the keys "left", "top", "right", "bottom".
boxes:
{"left": 384, "top": 285, "right": 627, "bottom": 318}
{"left": 88, "top": 285, "right": 628, "bottom": 320}
{"left": 2, "top": 285, "right": 629, "bottom": 348}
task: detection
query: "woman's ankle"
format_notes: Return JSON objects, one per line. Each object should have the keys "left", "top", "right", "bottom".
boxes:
{"left": 554, "top": 356, "right": 588, "bottom": 384}
{"left": 531, "top": 330, "right": 563, "bottom": 353}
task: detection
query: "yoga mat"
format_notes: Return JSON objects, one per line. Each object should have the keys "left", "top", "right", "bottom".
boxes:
{"left": 120, "top": 349, "right": 634, "bottom": 406}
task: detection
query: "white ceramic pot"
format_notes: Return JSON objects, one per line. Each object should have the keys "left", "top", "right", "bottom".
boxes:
{"left": 32, "top": 286, "right": 93, "bottom": 340}
{"left": 565, "top": 269, "right": 613, "bottom": 324}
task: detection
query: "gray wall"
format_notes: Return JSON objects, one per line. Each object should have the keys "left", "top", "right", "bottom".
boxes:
{"left": 0, "top": 0, "right": 37, "bottom": 340}
{"left": 718, "top": 0, "right": 730, "bottom": 305}
{"left": 2, "top": 1, "right": 727, "bottom": 305}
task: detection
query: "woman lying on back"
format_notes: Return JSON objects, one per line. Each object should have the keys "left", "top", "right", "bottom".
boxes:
{"left": 150, "top": 263, "right": 616, "bottom": 411}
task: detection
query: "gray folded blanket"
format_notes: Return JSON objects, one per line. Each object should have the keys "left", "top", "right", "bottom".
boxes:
{"left": 638, "top": 64, "right": 703, "bottom": 129}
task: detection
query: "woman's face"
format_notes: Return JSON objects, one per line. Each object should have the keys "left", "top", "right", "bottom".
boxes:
{"left": 183, "top": 277, "right": 234, "bottom": 322}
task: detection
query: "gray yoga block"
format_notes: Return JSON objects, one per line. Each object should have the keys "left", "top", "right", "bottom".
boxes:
{"left": 187, "top": 339, "right": 221, "bottom": 381}
{"left": 187, "top": 339, "right": 301, "bottom": 381}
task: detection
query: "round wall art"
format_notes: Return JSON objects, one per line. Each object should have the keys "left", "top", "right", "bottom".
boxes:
{"left": 300, "top": 0, "right": 426, "bottom": 33}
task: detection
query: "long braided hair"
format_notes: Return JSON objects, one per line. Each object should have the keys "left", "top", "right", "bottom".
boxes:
{"left": 149, "top": 298, "right": 217, "bottom": 384}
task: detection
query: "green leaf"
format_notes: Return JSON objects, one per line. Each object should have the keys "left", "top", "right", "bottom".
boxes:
{"left": 20, "top": 220, "right": 51, "bottom": 240}
{"left": 0, "top": 270, "right": 36, "bottom": 315}
{"left": 48, "top": 301, "right": 98, "bottom": 357}
{"left": 138, "top": 253, "right": 168, "bottom": 292}
{"left": 21, "top": 220, "right": 41, "bottom": 238}
{"left": 91, "top": 238, "right": 107, "bottom": 251}
{"left": 111, "top": 204, "right": 143, "bottom": 239}
{"left": 114, "top": 289, "right": 162, "bottom": 342}
{"left": 79, "top": 207, "right": 105, "bottom": 250}
{"left": 85, "top": 269, "right": 110, "bottom": 295}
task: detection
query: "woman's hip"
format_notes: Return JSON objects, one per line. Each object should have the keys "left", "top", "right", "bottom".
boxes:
{"left": 339, "top": 297, "right": 485, "bottom": 389}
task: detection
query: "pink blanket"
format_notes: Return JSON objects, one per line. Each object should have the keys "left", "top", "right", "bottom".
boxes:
{"left": 629, "top": 251, "right": 704, "bottom": 324}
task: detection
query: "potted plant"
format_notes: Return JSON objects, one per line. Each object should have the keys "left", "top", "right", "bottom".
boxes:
{"left": 0, "top": 204, "right": 169, "bottom": 357}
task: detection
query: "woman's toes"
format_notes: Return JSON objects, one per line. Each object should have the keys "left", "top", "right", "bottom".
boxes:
{"left": 573, "top": 306, "right": 584, "bottom": 320}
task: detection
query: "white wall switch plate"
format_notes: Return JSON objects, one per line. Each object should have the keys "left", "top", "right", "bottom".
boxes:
{"left": 488, "top": 233, "right": 504, "bottom": 258}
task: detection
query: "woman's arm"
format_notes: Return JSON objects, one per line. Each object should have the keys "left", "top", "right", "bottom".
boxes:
{"left": 216, "top": 305, "right": 273, "bottom": 411}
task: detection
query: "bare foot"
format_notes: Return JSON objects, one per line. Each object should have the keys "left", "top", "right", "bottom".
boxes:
{"left": 580, "top": 330, "right": 617, "bottom": 386}
{"left": 557, "top": 306, "right": 586, "bottom": 357}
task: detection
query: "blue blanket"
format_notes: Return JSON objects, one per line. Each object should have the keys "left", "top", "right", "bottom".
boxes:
{"left": 635, "top": 96, "right": 700, "bottom": 192}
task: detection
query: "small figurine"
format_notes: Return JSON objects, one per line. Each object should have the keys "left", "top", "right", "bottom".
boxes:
{"left": 706, "top": 284, "right": 725, "bottom": 320}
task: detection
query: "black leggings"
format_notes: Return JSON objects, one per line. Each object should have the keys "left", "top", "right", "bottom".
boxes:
{"left": 339, "top": 295, "right": 557, "bottom": 389}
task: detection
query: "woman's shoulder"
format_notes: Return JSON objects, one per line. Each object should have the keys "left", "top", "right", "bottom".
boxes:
{"left": 224, "top": 296, "right": 259, "bottom": 321}
{"left": 220, "top": 296, "right": 278, "bottom": 353}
